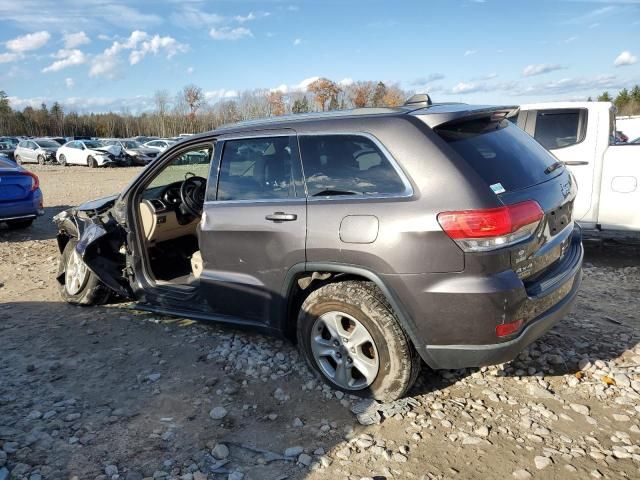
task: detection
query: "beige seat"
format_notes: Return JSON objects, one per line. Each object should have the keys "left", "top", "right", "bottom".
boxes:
{"left": 191, "top": 250, "right": 203, "bottom": 278}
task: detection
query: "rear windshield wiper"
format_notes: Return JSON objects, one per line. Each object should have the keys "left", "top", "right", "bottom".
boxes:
{"left": 544, "top": 161, "right": 564, "bottom": 175}
{"left": 312, "top": 189, "right": 361, "bottom": 197}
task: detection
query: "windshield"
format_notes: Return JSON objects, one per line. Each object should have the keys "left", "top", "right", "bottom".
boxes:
{"left": 436, "top": 117, "right": 562, "bottom": 193}
{"left": 84, "top": 140, "right": 103, "bottom": 149}
{"left": 122, "top": 141, "right": 142, "bottom": 149}
{"left": 36, "top": 139, "right": 61, "bottom": 148}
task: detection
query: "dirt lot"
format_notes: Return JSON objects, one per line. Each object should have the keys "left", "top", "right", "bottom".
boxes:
{"left": 1, "top": 164, "right": 639, "bottom": 480}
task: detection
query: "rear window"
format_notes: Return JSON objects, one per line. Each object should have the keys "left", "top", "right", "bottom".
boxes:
{"left": 436, "top": 117, "right": 561, "bottom": 193}
{"left": 533, "top": 109, "right": 587, "bottom": 149}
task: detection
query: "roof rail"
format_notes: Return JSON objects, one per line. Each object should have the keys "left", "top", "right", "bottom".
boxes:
{"left": 404, "top": 93, "right": 432, "bottom": 107}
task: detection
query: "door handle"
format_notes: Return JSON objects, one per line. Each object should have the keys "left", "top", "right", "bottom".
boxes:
{"left": 563, "top": 161, "right": 589, "bottom": 166}
{"left": 265, "top": 212, "right": 297, "bottom": 222}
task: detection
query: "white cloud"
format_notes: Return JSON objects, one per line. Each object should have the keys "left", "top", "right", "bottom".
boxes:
{"left": 515, "top": 74, "right": 622, "bottom": 96}
{"left": 6, "top": 31, "right": 50, "bottom": 52}
{"left": 205, "top": 89, "right": 239, "bottom": 101}
{"left": 65, "top": 77, "right": 74, "bottom": 89}
{"left": 187, "top": 66, "right": 194, "bottom": 74}
{"left": 209, "top": 27, "right": 253, "bottom": 40}
{"left": 564, "top": 36, "right": 578, "bottom": 44}
{"left": 129, "top": 35, "right": 188, "bottom": 65}
{"left": 89, "top": 31, "right": 188, "bottom": 78}
{"left": 293, "top": 38, "right": 302, "bottom": 46}
{"left": 42, "top": 49, "right": 87, "bottom": 73}
{"left": 270, "top": 76, "right": 321, "bottom": 94}
{"left": 409, "top": 73, "right": 445, "bottom": 86}
{"left": 235, "top": 12, "right": 270, "bottom": 23}
{"left": 171, "top": 5, "right": 225, "bottom": 29}
{"left": 0, "top": 52, "right": 22, "bottom": 63}
{"left": 338, "top": 78, "right": 354, "bottom": 87}
{"left": 63, "top": 31, "right": 90, "bottom": 49}
{"left": 464, "top": 49, "right": 477, "bottom": 57}
{"left": 522, "top": 63, "right": 565, "bottom": 77}
{"left": 452, "top": 82, "right": 481, "bottom": 94}
{"left": 614, "top": 51, "right": 637, "bottom": 67}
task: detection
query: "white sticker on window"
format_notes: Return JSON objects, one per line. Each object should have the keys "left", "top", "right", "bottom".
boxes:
{"left": 490, "top": 182, "right": 506, "bottom": 194}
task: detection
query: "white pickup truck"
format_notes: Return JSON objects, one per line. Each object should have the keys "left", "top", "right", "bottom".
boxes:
{"left": 514, "top": 102, "right": 640, "bottom": 232}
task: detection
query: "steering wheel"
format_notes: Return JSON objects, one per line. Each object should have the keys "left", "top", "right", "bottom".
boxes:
{"left": 180, "top": 175, "right": 207, "bottom": 216}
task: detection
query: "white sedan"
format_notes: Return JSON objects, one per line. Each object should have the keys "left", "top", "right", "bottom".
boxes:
{"left": 144, "top": 139, "right": 176, "bottom": 153}
{"left": 56, "top": 140, "right": 123, "bottom": 167}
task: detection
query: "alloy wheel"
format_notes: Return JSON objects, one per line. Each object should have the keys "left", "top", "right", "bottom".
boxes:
{"left": 310, "top": 311, "right": 380, "bottom": 390}
{"left": 65, "top": 248, "right": 89, "bottom": 295}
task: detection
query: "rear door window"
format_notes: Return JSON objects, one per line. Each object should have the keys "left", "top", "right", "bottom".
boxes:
{"left": 533, "top": 109, "right": 587, "bottom": 149}
{"left": 436, "top": 117, "right": 562, "bottom": 193}
{"left": 298, "top": 134, "right": 407, "bottom": 197}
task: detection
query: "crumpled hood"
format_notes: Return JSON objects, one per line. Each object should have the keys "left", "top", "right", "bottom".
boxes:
{"left": 90, "top": 145, "right": 122, "bottom": 156}
{"left": 76, "top": 194, "right": 119, "bottom": 212}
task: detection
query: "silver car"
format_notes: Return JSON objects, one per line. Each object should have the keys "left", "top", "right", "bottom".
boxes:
{"left": 14, "top": 138, "right": 60, "bottom": 164}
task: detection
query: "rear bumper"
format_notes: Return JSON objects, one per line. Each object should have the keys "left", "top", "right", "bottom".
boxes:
{"left": 0, "top": 190, "right": 44, "bottom": 221}
{"left": 381, "top": 226, "right": 583, "bottom": 370}
{"left": 424, "top": 266, "right": 582, "bottom": 369}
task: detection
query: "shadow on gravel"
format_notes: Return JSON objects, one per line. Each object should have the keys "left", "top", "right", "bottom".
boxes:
{"left": 0, "top": 300, "right": 357, "bottom": 480}
{"left": 0, "top": 205, "right": 70, "bottom": 242}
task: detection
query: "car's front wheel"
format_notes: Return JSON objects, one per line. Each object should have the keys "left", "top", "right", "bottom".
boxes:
{"left": 87, "top": 156, "right": 98, "bottom": 168}
{"left": 58, "top": 154, "right": 67, "bottom": 166}
{"left": 37, "top": 155, "right": 45, "bottom": 165}
{"left": 58, "top": 240, "right": 110, "bottom": 305}
{"left": 14, "top": 154, "right": 22, "bottom": 164}
{"left": 297, "top": 280, "right": 421, "bottom": 402}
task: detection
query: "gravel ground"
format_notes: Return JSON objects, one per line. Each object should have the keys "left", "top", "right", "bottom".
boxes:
{"left": 0, "top": 164, "right": 639, "bottom": 480}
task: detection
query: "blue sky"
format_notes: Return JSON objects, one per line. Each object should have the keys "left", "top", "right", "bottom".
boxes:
{"left": 1, "top": 0, "right": 639, "bottom": 113}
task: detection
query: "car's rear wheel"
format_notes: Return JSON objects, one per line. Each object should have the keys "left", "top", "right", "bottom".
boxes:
{"left": 58, "top": 154, "right": 67, "bottom": 166}
{"left": 58, "top": 240, "right": 110, "bottom": 305}
{"left": 297, "top": 280, "right": 421, "bottom": 402}
{"left": 6, "top": 219, "right": 33, "bottom": 229}
{"left": 88, "top": 156, "right": 98, "bottom": 168}
{"left": 37, "top": 155, "right": 45, "bottom": 165}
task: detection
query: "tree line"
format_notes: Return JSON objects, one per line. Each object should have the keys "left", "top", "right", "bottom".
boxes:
{"left": 0, "top": 79, "right": 408, "bottom": 138}
{"left": 594, "top": 85, "right": 640, "bottom": 116}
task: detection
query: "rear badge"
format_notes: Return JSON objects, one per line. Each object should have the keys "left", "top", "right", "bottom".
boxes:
{"left": 490, "top": 182, "right": 506, "bottom": 194}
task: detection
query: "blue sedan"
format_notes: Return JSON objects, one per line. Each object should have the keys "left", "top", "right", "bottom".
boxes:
{"left": 0, "top": 155, "right": 44, "bottom": 229}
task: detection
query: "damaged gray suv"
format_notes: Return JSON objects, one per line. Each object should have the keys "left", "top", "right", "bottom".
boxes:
{"left": 54, "top": 98, "right": 583, "bottom": 401}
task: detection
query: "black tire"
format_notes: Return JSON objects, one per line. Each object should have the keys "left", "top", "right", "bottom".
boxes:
{"left": 59, "top": 154, "right": 67, "bottom": 166}
{"left": 297, "top": 280, "right": 421, "bottom": 402}
{"left": 88, "top": 156, "right": 98, "bottom": 168}
{"left": 37, "top": 155, "right": 45, "bottom": 165}
{"left": 6, "top": 219, "right": 33, "bottom": 229}
{"left": 15, "top": 154, "right": 22, "bottom": 165}
{"left": 57, "top": 240, "right": 110, "bottom": 305}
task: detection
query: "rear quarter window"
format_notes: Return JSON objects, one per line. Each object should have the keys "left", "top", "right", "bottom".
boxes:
{"left": 436, "top": 117, "right": 561, "bottom": 193}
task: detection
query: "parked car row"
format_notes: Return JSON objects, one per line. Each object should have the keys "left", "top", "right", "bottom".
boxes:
{"left": 2, "top": 136, "right": 181, "bottom": 168}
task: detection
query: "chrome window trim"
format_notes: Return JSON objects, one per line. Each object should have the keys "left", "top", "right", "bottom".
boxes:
{"left": 299, "top": 131, "right": 414, "bottom": 202}
{"left": 205, "top": 130, "right": 414, "bottom": 205}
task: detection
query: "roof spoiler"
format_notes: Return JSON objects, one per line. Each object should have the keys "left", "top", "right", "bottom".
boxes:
{"left": 404, "top": 93, "right": 432, "bottom": 107}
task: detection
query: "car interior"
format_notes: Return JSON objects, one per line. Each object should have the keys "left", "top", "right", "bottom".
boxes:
{"left": 138, "top": 146, "right": 212, "bottom": 285}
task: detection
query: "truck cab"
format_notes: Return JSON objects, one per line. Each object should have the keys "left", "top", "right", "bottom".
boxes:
{"left": 515, "top": 102, "right": 640, "bottom": 232}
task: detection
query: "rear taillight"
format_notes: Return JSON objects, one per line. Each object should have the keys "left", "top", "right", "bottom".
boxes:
{"left": 23, "top": 171, "right": 39, "bottom": 191}
{"left": 496, "top": 319, "right": 523, "bottom": 337}
{"left": 438, "top": 200, "right": 543, "bottom": 252}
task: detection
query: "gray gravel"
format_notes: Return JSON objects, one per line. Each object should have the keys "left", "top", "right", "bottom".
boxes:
{"left": 0, "top": 165, "right": 639, "bottom": 479}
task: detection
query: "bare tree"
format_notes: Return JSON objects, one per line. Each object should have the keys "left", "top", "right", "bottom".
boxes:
{"left": 153, "top": 89, "right": 171, "bottom": 137}
{"left": 266, "top": 91, "right": 286, "bottom": 117}
{"left": 349, "top": 81, "right": 375, "bottom": 108}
